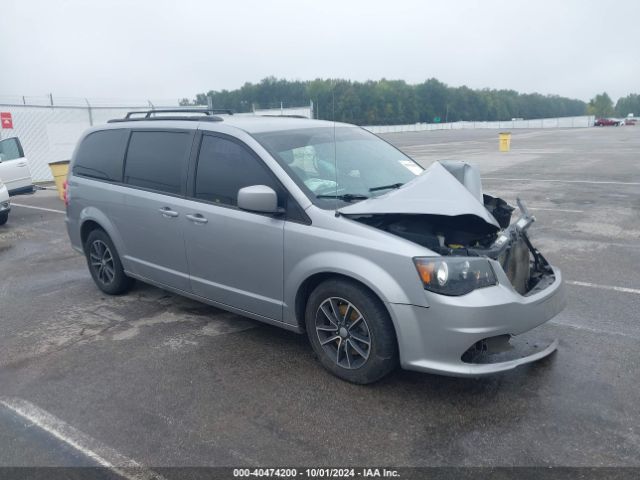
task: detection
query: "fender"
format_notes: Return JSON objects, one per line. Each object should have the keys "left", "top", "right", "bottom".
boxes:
{"left": 283, "top": 251, "right": 425, "bottom": 326}
{"left": 79, "top": 207, "right": 128, "bottom": 266}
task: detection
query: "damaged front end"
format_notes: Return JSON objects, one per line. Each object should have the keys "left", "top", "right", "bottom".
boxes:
{"left": 346, "top": 193, "right": 554, "bottom": 297}
{"left": 337, "top": 161, "right": 564, "bottom": 375}
{"left": 339, "top": 162, "right": 564, "bottom": 376}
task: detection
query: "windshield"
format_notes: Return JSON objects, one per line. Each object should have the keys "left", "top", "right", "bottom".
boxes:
{"left": 253, "top": 126, "right": 423, "bottom": 208}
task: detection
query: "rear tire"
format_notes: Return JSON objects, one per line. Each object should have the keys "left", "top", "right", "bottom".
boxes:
{"left": 84, "top": 229, "right": 133, "bottom": 295}
{"left": 305, "top": 278, "right": 398, "bottom": 384}
{"left": 0, "top": 212, "right": 7, "bottom": 226}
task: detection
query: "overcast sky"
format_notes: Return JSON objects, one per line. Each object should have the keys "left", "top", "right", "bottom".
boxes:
{"left": 1, "top": 0, "right": 638, "bottom": 103}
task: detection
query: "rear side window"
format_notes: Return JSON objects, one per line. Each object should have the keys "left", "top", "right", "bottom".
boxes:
{"left": 74, "top": 129, "right": 128, "bottom": 181}
{"left": 0, "top": 137, "right": 24, "bottom": 162}
{"left": 124, "top": 131, "right": 191, "bottom": 194}
{"left": 194, "top": 135, "right": 282, "bottom": 206}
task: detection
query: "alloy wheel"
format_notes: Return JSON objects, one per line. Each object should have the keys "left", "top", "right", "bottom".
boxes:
{"left": 89, "top": 240, "right": 115, "bottom": 285}
{"left": 315, "top": 297, "right": 371, "bottom": 369}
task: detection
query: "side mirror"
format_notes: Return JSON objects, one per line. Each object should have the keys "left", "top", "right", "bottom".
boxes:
{"left": 237, "top": 185, "right": 281, "bottom": 214}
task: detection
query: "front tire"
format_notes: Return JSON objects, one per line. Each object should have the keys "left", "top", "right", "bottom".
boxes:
{"left": 305, "top": 279, "right": 398, "bottom": 384}
{"left": 85, "top": 229, "right": 133, "bottom": 295}
{"left": 0, "top": 212, "right": 8, "bottom": 226}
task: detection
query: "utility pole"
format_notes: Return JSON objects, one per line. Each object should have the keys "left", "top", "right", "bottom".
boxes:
{"left": 85, "top": 98, "right": 94, "bottom": 126}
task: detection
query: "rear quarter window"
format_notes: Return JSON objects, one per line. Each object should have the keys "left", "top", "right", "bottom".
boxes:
{"left": 124, "top": 131, "right": 192, "bottom": 195}
{"left": 73, "top": 129, "right": 128, "bottom": 181}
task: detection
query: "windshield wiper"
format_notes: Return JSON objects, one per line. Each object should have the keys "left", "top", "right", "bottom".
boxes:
{"left": 369, "top": 182, "right": 404, "bottom": 192}
{"left": 316, "top": 193, "right": 369, "bottom": 202}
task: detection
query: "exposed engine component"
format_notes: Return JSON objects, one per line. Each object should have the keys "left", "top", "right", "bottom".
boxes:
{"left": 497, "top": 237, "right": 530, "bottom": 294}
{"left": 347, "top": 196, "right": 553, "bottom": 296}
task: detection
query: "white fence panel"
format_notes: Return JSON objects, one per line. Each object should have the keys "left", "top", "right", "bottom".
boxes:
{"left": 363, "top": 115, "right": 595, "bottom": 134}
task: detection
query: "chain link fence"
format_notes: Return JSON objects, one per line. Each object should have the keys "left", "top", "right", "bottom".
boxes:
{"left": 0, "top": 96, "right": 180, "bottom": 181}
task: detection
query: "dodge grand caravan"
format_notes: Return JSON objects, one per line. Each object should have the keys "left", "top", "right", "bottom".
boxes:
{"left": 66, "top": 109, "right": 565, "bottom": 384}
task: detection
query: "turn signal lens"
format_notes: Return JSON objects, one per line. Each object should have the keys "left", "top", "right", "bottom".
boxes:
{"left": 416, "top": 261, "right": 435, "bottom": 284}
{"left": 413, "top": 257, "right": 497, "bottom": 296}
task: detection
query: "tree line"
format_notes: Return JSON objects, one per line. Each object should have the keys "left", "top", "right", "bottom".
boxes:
{"left": 589, "top": 92, "right": 639, "bottom": 118}
{"left": 181, "top": 77, "right": 638, "bottom": 125}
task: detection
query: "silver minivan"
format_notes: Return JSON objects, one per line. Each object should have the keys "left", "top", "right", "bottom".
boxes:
{"left": 66, "top": 110, "right": 565, "bottom": 384}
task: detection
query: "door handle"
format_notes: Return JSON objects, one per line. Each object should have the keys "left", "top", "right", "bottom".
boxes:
{"left": 16, "top": 162, "right": 26, "bottom": 167}
{"left": 158, "top": 207, "right": 179, "bottom": 218}
{"left": 186, "top": 213, "right": 208, "bottom": 225}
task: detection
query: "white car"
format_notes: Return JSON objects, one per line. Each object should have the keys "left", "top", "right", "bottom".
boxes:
{"left": 0, "top": 178, "right": 10, "bottom": 225}
{"left": 0, "top": 137, "right": 34, "bottom": 195}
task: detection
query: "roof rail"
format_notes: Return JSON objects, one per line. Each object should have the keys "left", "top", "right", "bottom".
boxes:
{"left": 107, "top": 116, "right": 223, "bottom": 123}
{"left": 125, "top": 108, "right": 233, "bottom": 119}
{"left": 258, "top": 114, "right": 309, "bottom": 119}
{"left": 107, "top": 108, "right": 233, "bottom": 123}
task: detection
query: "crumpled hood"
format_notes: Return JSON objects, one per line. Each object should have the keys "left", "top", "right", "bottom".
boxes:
{"left": 338, "top": 161, "right": 500, "bottom": 229}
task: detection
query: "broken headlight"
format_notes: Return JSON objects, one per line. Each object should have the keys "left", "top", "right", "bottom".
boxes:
{"left": 413, "top": 257, "right": 497, "bottom": 296}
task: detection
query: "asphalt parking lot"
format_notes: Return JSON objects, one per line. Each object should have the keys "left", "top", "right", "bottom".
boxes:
{"left": 0, "top": 127, "right": 638, "bottom": 472}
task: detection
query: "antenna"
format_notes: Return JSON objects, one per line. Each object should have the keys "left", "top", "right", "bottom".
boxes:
{"left": 332, "top": 80, "right": 339, "bottom": 216}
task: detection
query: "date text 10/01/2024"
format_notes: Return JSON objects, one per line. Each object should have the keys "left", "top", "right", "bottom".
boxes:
{"left": 232, "top": 468, "right": 401, "bottom": 478}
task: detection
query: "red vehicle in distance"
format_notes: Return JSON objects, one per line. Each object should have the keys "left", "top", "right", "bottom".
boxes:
{"left": 594, "top": 118, "right": 622, "bottom": 126}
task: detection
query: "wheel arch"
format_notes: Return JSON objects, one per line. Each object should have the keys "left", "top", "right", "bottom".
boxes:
{"left": 78, "top": 207, "right": 126, "bottom": 257}
{"left": 293, "top": 271, "right": 397, "bottom": 340}
{"left": 80, "top": 219, "right": 103, "bottom": 249}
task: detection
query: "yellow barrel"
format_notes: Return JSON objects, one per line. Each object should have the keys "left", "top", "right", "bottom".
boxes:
{"left": 499, "top": 132, "right": 511, "bottom": 152}
{"left": 48, "top": 160, "right": 70, "bottom": 201}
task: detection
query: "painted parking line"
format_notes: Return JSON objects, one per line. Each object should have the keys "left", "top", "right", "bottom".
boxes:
{"left": 0, "top": 397, "right": 164, "bottom": 480}
{"left": 527, "top": 207, "right": 584, "bottom": 213}
{"left": 483, "top": 177, "right": 640, "bottom": 186}
{"left": 11, "top": 203, "right": 65, "bottom": 214}
{"left": 567, "top": 280, "right": 640, "bottom": 296}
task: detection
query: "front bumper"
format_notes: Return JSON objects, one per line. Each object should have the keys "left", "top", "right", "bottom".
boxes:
{"left": 0, "top": 200, "right": 10, "bottom": 214}
{"left": 387, "top": 265, "right": 565, "bottom": 377}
